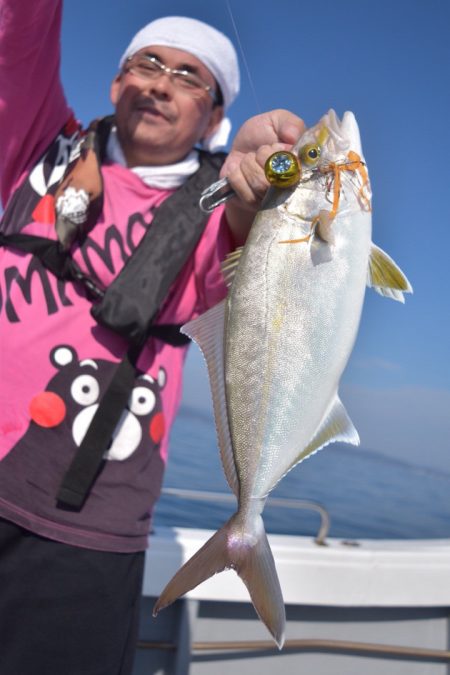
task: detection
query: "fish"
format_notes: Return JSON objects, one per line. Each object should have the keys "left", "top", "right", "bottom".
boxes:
{"left": 153, "top": 110, "right": 412, "bottom": 648}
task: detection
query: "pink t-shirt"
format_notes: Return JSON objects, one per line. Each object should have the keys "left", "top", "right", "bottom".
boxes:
{"left": 0, "top": 0, "right": 232, "bottom": 551}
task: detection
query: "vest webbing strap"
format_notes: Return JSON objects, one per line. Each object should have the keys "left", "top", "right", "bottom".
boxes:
{"left": 0, "top": 231, "right": 195, "bottom": 346}
{"left": 56, "top": 344, "right": 141, "bottom": 507}
{"left": 0, "top": 232, "right": 107, "bottom": 301}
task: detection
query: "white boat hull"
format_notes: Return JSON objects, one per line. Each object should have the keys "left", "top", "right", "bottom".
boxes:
{"left": 133, "top": 527, "right": 450, "bottom": 674}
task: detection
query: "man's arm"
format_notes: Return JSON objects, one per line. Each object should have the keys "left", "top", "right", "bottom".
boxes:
{"left": 0, "top": 0, "right": 71, "bottom": 207}
{"left": 222, "top": 109, "right": 305, "bottom": 245}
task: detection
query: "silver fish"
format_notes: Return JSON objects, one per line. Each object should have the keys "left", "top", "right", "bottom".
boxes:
{"left": 153, "top": 110, "right": 412, "bottom": 647}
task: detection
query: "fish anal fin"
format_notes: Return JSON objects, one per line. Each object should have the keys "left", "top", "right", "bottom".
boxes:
{"left": 367, "top": 243, "right": 413, "bottom": 303}
{"left": 181, "top": 301, "right": 238, "bottom": 495}
{"left": 299, "top": 395, "right": 360, "bottom": 462}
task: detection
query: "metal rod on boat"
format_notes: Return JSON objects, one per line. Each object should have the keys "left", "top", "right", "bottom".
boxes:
{"left": 137, "top": 638, "right": 450, "bottom": 662}
{"left": 160, "top": 487, "right": 330, "bottom": 545}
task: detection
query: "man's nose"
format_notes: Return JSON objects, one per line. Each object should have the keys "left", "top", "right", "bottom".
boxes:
{"left": 147, "top": 73, "right": 174, "bottom": 98}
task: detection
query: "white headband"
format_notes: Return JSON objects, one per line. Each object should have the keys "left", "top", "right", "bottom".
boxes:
{"left": 119, "top": 16, "right": 240, "bottom": 111}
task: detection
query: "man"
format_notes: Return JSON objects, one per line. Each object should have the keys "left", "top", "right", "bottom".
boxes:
{"left": 0, "top": 3, "right": 304, "bottom": 674}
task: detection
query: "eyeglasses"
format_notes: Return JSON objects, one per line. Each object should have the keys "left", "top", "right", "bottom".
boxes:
{"left": 124, "top": 54, "right": 217, "bottom": 102}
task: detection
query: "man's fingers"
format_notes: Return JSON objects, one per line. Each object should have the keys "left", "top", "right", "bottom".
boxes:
{"left": 269, "top": 109, "right": 305, "bottom": 145}
{"left": 225, "top": 152, "right": 261, "bottom": 209}
{"left": 223, "top": 142, "right": 289, "bottom": 210}
{"left": 230, "top": 110, "right": 305, "bottom": 155}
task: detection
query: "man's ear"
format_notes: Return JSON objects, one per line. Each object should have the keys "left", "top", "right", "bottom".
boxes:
{"left": 202, "top": 105, "right": 225, "bottom": 142}
{"left": 110, "top": 74, "right": 122, "bottom": 106}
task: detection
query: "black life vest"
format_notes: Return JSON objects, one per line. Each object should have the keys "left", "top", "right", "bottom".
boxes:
{"left": 0, "top": 116, "right": 226, "bottom": 507}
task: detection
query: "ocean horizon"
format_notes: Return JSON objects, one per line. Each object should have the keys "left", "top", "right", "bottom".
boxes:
{"left": 154, "top": 405, "right": 450, "bottom": 541}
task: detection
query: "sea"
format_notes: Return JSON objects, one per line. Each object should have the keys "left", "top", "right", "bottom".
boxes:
{"left": 153, "top": 405, "right": 450, "bottom": 541}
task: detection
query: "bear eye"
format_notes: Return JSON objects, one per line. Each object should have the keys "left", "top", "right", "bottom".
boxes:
{"left": 129, "top": 386, "right": 156, "bottom": 416}
{"left": 71, "top": 374, "right": 100, "bottom": 406}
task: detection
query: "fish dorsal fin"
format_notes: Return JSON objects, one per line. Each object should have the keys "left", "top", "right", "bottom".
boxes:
{"left": 181, "top": 301, "right": 239, "bottom": 495}
{"left": 221, "top": 246, "right": 244, "bottom": 287}
{"left": 367, "top": 243, "right": 413, "bottom": 303}
{"left": 298, "top": 394, "right": 360, "bottom": 464}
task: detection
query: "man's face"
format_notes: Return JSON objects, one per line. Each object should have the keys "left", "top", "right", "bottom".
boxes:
{"left": 110, "top": 45, "right": 224, "bottom": 167}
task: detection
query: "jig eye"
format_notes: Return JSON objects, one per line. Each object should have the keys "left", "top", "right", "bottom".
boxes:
{"left": 299, "top": 143, "right": 322, "bottom": 167}
{"left": 264, "top": 151, "right": 301, "bottom": 188}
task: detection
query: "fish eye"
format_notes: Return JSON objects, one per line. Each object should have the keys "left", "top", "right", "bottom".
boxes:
{"left": 299, "top": 143, "right": 322, "bottom": 168}
{"left": 264, "top": 151, "right": 301, "bottom": 188}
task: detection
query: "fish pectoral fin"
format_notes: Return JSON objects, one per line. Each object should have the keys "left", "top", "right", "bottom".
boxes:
{"left": 367, "top": 243, "right": 413, "bottom": 303}
{"left": 153, "top": 513, "right": 286, "bottom": 649}
{"left": 316, "top": 210, "right": 335, "bottom": 244}
{"left": 181, "top": 301, "right": 239, "bottom": 496}
{"left": 299, "top": 394, "right": 360, "bottom": 462}
{"left": 221, "top": 246, "right": 244, "bottom": 287}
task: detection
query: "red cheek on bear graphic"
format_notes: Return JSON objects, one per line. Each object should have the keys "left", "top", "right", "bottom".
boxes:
{"left": 149, "top": 412, "right": 165, "bottom": 444}
{"left": 29, "top": 392, "right": 66, "bottom": 428}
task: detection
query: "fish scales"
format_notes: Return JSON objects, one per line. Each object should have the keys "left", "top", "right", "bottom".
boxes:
{"left": 225, "top": 201, "right": 370, "bottom": 499}
{"left": 153, "top": 110, "right": 412, "bottom": 648}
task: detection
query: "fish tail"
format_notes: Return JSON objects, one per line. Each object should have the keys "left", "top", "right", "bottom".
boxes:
{"left": 153, "top": 513, "right": 286, "bottom": 648}
{"left": 234, "top": 515, "right": 286, "bottom": 648}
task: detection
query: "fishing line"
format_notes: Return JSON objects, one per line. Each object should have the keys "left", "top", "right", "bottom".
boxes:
{"left": 225, "top": 0, "right": 262, "bottom": 113}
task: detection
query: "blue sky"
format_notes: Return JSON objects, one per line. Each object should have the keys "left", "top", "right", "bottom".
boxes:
{"left": 61, "top": 1, "right": 450, "bottom": 471}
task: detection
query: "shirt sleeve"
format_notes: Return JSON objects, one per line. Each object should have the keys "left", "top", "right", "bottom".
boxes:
{"left": 192, "top": 205, "right": 235, "bottom": 315}
{"left": 0, "top": 0, "right": 72, "bottom": 207}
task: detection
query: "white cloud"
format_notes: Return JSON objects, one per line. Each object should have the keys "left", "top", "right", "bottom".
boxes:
{"left": 351, "top": 356, "right": 402, "bottom": 372}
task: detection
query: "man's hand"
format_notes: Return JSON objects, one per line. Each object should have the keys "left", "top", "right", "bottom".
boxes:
{"left": 222, "top": 109, "right": 305, "bottom": 244}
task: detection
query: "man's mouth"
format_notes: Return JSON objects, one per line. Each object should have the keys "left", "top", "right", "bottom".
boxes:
{"left": 135, "top": 101, "right": 172, "bottom": 122}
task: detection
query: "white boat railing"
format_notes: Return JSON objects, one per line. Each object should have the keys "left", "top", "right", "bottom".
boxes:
{"left": 160, "top": 487, "right": 330, "bottom": 545}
